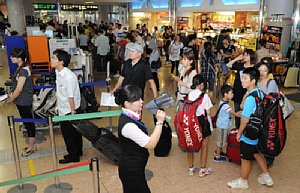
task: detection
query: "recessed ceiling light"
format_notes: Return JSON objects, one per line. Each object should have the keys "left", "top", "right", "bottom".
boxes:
{"left": 85, "top": 1, "right": 94, "bottom": 4}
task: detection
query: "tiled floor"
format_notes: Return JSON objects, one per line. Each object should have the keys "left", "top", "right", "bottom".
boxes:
{"left": 0, "top": 50, "right": 300, "bottom": 193}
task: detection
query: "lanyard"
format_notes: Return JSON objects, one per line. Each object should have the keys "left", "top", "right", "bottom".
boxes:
{"left": 121, "top": 112, "right": 149, "bottom": 134}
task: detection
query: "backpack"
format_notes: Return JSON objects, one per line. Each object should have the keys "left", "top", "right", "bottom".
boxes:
{"left": 174, "top": 93, "right": 205, "bottom": 152}
{"left": 211, "top": 101, "right": 228, "bottom": 128}
{"left": 244, "top": 90, "right": 287, "bottom": 157}
{"left": 118, "top": 43, "right": 126, "bottom": 61}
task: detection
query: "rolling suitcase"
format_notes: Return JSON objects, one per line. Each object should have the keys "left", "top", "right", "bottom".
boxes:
{"left": 71, "top": 120, "right": 101, "bottom": 143}
{"left": 226, "top": 128, "right": 241, "bottom": 164}
{"left": 92, "top": 128, "right": 120, "bottom": 165}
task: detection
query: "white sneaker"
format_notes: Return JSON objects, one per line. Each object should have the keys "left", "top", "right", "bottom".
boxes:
{"left": 258, "top": 173, "right": 274, "bottom": 186}
{"left": 227, "top": 178, "right": 249, "bottom": 189}
{"left": 188, "top": 166, "right": 196, "bottom": 176}
{"left": 199, "top": 167, "right": 213, "bottom": 177}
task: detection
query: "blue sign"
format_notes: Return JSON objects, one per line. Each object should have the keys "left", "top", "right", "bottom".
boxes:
{"left": 221, "top": 0, "right": 258, "bottom": 5}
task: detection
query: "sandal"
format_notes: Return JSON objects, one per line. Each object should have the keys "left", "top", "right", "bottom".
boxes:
{"left": 21, "top": 145, "right": 37, "bottom": 157}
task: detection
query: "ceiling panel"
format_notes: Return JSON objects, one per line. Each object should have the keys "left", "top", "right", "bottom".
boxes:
{"left": 34, "top": 0, "right": 133, "bottom": 4}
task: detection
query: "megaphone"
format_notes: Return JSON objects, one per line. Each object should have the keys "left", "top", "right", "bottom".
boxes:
{"left": 144, "top": 92, "right": 174, "bottom": 121}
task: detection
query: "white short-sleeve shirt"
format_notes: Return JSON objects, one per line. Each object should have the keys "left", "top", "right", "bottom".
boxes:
{"left": 56, "top": 67, "right": 81, "bottom": 115}
{"left": 188, "top": 89, "right": 213, "bottom": 116}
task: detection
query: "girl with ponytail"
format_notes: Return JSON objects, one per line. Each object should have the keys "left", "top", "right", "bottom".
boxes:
{"left": 6, "top": 48, "right": 36, "bottom": 156}
{"left": 174, "top": 48, "right": 197, "bottom": 106}
{"left": 185, "top": 74, "right": 213, "bottom": 177}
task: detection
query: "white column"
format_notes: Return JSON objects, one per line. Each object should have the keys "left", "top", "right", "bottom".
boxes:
{"left": 23, "top": 0, "right": 33, "bottom": 17}
{"left": 6, "top": 0, "right": 26, "bottom": 34}
{"left": 265, "top": 0, "right": 294, "bottom": 55}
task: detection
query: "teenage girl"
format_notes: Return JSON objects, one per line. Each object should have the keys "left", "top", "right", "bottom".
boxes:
{"left": 186, "top": 74, "right": 213, "bottom": 177}
{"left": 174, "top": 48, "right": 197, "bottom": 107}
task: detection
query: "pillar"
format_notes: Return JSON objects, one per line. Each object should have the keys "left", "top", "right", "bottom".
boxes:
{"left": 6, "top": 0, "right": 26, "bottom": 34}
{"left": 99, "top": 5, "right": 109, "bottom": 23}
{"left": 292, "top": 0, "right": 300, "bottom": 41}
{"left": 23, "top": 0, "right": 33, "bottom": 17}
{"left": 265, "top": 0, "right": 294, "bottom": 55}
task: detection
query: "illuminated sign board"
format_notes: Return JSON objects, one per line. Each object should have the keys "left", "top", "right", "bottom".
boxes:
{"left": 60, "top": 4, "right": 98, "bottom": 11}
{"left": 33, "top": 4, "right": 98, "bottom": 11}
{"left": 34, "top": 4, "right": 57, "bottom": 10}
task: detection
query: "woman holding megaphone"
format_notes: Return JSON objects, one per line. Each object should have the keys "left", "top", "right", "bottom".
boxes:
{"left": 114, "top": 85, "right": 166, "bottom": 193}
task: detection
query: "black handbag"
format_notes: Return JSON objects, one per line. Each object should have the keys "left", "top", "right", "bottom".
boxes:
{"left": 151, "top": 59, "right": 162, "bottom": 69}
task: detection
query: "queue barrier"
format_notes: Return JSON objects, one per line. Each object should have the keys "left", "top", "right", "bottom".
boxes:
{"left": 5, "top": 109, "right": 122, "bottom": 193}
{"left": 13, "top": 118, "right": 47, "bottom": 123}
{"left": 0, "top": 158, "right": 100, "bottom": 193}
{"left": 33, "top": 80, "right": 107, "bottom": 90}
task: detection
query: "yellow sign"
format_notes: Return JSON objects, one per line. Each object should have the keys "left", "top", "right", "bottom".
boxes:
{"left": 246, "top": 38, "right": 257, "bottom": 51}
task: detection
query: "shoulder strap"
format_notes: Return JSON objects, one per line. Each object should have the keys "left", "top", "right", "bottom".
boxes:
{"left": 215, "top": 101, "right": 228, "bottom": 117}
{"left": 266, "top": 79, "right": 271, "bottom": 89}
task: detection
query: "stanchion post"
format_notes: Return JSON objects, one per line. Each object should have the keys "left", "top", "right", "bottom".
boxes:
{"left": 7, "top": 115, "right": 24, "bottom": 190}
{"left": 91, "top": 157, "right": 100, "bottom": 193}
{"left": 48, "top": 115, "right": 60, "bottom": 188}
{"left": 106, "top": 63, "right": 113, "bottom": 132}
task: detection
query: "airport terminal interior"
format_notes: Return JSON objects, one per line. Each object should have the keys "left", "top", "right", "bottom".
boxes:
{"left": 1, "top": 50, "right": 300, "bottom": 193}
{"left": 0, "top": 0, "right": 300, "bottom": 193}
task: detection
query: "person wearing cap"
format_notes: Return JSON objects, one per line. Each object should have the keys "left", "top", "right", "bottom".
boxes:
{"left": 111, "top": 43, "right": 158, "bottom": 99}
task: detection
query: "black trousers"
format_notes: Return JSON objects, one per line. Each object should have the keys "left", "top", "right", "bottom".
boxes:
{"left": 171, "top": 60, "right": 179, "bottom": 76}
{"left": 96, "top": 54, "right": 107, "bottom": 71}
{"left": 152, "top": 72, "right": 160, "bottom": 91}
{"left": 17, "top": 105, "right": 36, "bottom": 137}
{"left": 60, "top": 110, "right": 83, "bottom": 159}
{"left": 119, "top": 166, "right": 151, "bottom": 193}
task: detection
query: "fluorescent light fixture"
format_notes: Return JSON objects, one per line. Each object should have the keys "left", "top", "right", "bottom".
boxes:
{"left": 216, "top": 11, "right": 235, "bottom": 16}
{"left": 85, "top": 1, "right": 94, "bottom": 4}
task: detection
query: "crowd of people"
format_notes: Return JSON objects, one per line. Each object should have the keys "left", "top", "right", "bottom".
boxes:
{"left": 3, "top": 16, "right": 284, "bottom": 192}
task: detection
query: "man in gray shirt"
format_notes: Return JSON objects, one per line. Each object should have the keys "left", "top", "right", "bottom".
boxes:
{"left": 94, "top": 29, "right": 110, "bottom": 71}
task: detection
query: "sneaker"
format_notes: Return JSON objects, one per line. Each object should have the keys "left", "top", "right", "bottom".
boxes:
{"left": 21, "top": 145, "right": 37, "bottom": 157}
{"left": 258, "top": 173, "right": 274, "bottom": 186}
{"left": 227, "top": 178, "right": 249, "bottom": 189}
{"left": 214, "top": 156, "right": 226, "bottom": 163}
{"left": 113, "top": 73, "right": 120, "bottom": 78}
{"left": 199, "top": 167, "right": 213, "bottom": 177}
{"left": 188, "top": 166, "right": 196, "bottom": 176}
{"left": 214, "top": 150, "right": 227, "bottom": 157}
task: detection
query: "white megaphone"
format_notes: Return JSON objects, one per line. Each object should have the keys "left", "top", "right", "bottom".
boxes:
{"left": 144, "top": 92, "right": 174, "bottom": 121}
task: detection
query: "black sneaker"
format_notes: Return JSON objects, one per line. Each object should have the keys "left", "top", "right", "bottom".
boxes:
{"left": 59, "top": 157, "right": 80, "bottom": 164}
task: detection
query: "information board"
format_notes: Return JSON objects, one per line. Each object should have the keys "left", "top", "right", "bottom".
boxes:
{"left": 49, "top": 39, "right": 77, "bottom": 56}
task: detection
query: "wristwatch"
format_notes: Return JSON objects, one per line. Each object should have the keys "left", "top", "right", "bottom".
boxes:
{"left": 156, "top": 121, "right": 163, "bottom": 126}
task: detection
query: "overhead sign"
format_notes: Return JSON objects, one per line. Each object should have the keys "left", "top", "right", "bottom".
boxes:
{"left": 34, "top": 3, "right": 57, "bottom": 10}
